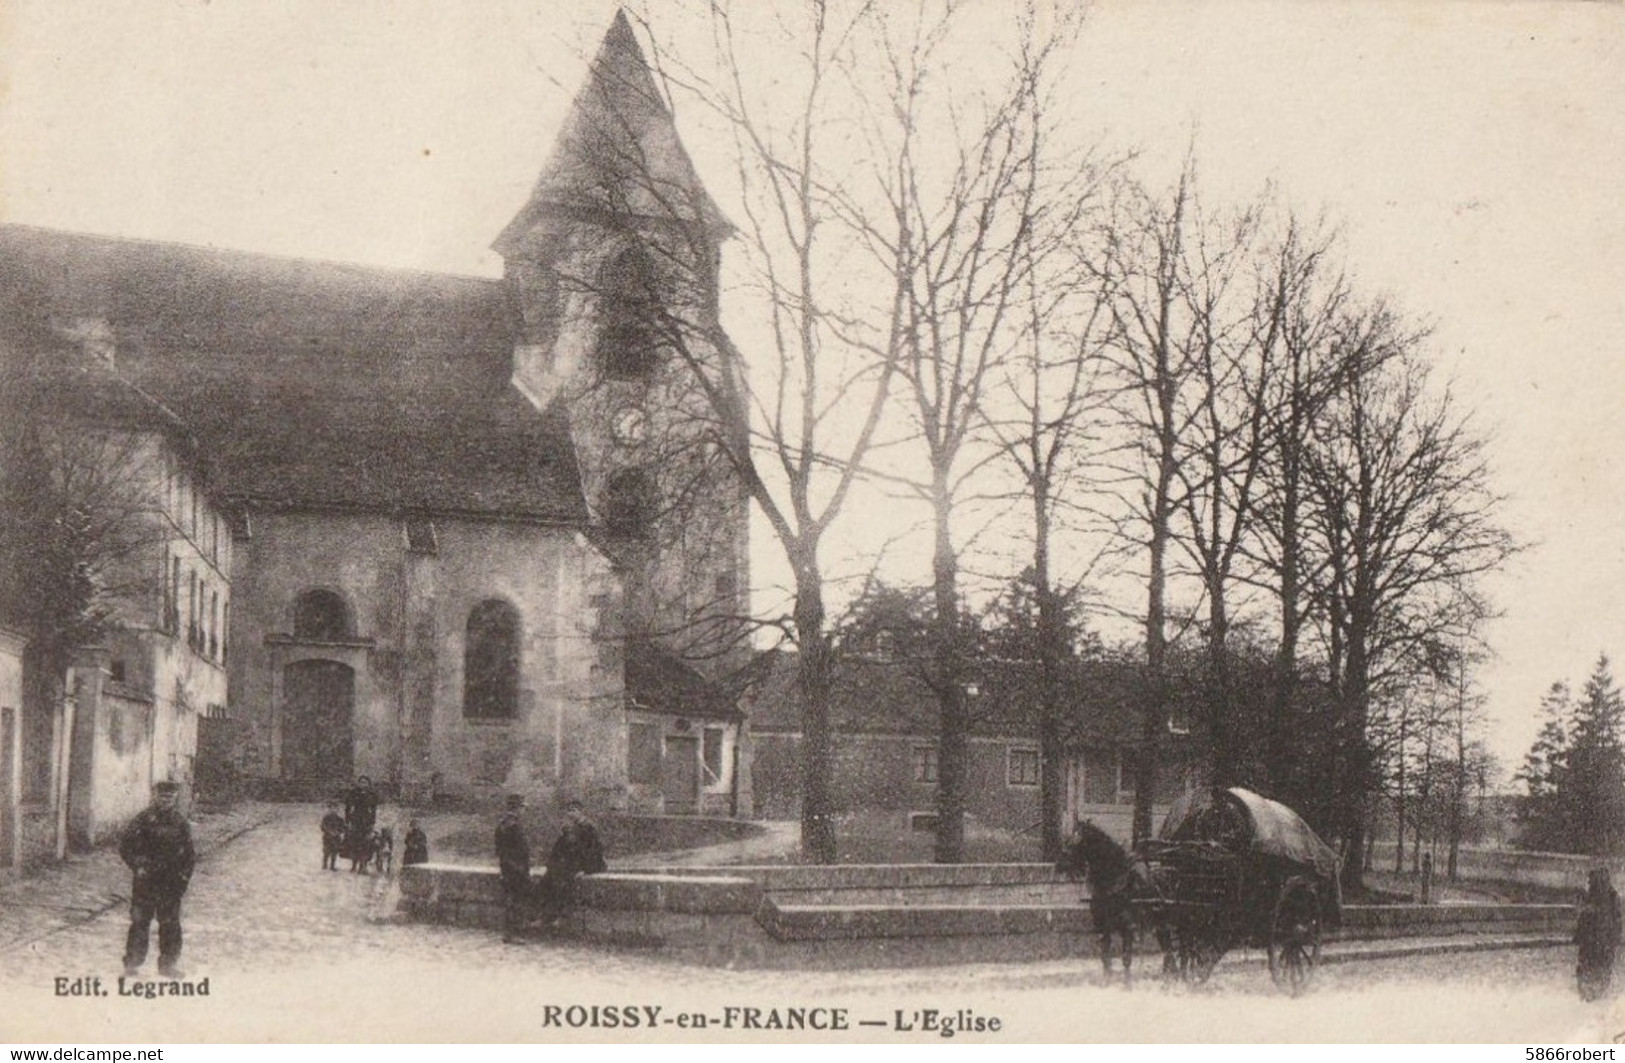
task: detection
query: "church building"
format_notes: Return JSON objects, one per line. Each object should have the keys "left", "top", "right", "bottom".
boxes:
{"left": 0, "top": 11, "right": 750, "bottom": 832}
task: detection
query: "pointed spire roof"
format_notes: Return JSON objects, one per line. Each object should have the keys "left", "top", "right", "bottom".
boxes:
{"left": 494, "top": 10, "right": 729, "bottom": 255}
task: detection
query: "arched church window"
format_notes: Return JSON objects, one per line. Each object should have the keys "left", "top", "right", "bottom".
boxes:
{"left": 293, "top": 589, "right": 351, "bottom": 642}
{"left": 464, "top": 599, "right": 521, "bottom": 720}
{"left": 596, "top": 244, "right": 660, "bottom": 380}
{"left": 604, "top": 468, "right": 656, "bottom": 538}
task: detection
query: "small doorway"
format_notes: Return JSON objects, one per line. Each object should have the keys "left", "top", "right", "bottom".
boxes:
{"left": 662, "top": 734, "right": 699, "bottom": 814}
{"left": 281, "top": 660, "right": 354, "bottom": 793}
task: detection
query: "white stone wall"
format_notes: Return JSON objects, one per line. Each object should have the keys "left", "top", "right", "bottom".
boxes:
{"left": 229, "top": 510, "right": 626, "bottom": 805}
{"left": 63, "top": 431, "right": 230, "bottom": 845}
{"left": 0, "top": 629, "right": 25, "bottom": 872}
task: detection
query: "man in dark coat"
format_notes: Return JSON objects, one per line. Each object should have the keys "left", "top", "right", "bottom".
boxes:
{"left": 344, "top": 775, "right": 379, "bottom": 867}
{"left": 541, "top": 799, "right": 606, "bottom": 928}
{"left": 1576, "top": 867, "right": 1622, "bottom": 1000}
{"left": 120, "top": 780, "right": 195, "bottom": 978}
{"left": 402, "top": 819, "right": 429, "bottom": 866}
{"left": 494, "top": 794, "right": 532, "bottom": 944}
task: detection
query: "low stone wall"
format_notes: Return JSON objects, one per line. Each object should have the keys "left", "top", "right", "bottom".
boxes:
{"left": 1343, "top": 903, "right": 1574, "bottom": 940}
{"left": 396, "top": 863, "right": 761, "bottom": 931}
{"left": 635, "top": 862, "right": 1080, "bottom": 906}
{"left": 398, "top": 862, "right": 1575, "bottom": 968}
{"left": 1370, "top": 842, "right": 1613, "bottom": 895}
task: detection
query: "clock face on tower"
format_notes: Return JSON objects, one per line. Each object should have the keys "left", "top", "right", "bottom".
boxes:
{"left": 612, "top": 405, "right": 649, "bottom": 446}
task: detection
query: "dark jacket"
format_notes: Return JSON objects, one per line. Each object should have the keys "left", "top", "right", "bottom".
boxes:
{"left": 547, "top": 819, "right": 607, "bottom": 879}
{"left": 321, "top": 812, "right": 346, "bottom": 841}
{"left": 119, "top": 807, "right": 196, "bottom": 889}
{"left": 345, "top": 786, "right": 379, "bottom": 835}
{"left": 1578, "top": 889, "right": 1622, "bottom": 967}
{"left": 494, "top": 812, "right": 531, "bottom": 887}
{"left": 403, "top": 827, "right": 429, "bottom": 866}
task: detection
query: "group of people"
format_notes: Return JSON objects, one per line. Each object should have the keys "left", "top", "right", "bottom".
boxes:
{"left": 318, "top": 775, "right": 428, "bottom": 872}
{"left": 117, "top": 777, "right": 603, "bottom": 976}
{"left": 495, "top": 793, "right": 606, "bottom": 944}
{"left": 98, "top": 775, "right": 1625, "bottom": 991}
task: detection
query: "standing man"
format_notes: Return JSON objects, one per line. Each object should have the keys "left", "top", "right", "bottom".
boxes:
{"left": 344, "top": 775, "right": 379, "bottom": 872}
{"left": 120, "top": 780, "right": 195, "bottom": 978}
{"left": 541, "top": 798, "right": 606, "bottom": 929}
{"left": 494, "top": 793, "right": 532, "bottom": 944}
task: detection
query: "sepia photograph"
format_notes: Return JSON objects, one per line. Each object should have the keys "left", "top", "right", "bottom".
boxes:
{"left": 0, "top": 0, "right": 1621, "bottom": 1045}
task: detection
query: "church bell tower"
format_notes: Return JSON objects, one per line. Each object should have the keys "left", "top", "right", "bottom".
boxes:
{"left": 493, "top": 10, "right": 747, "bottom": 671}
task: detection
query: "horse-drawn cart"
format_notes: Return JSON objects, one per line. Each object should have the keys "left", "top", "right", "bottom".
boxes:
{"left": 1133, "top": 787, "right": 1343, "bottom": 994}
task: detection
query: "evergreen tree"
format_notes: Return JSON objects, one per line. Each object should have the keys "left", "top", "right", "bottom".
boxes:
{"left": 1515, "top": 681, "right": 1572, "bottom": 850}
{"left": 1561, "top": 655, "right": 1625, "bottom": 856}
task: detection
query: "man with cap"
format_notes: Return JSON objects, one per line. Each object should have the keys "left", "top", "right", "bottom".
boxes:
{"left": 541, "top": 798, "right": 606, "bottom": 929}
{"left": 493, "top": 793, "right": 532, "bottom": 944}
{"left": 119, "top": 780, "right": 195, "bottom": 977}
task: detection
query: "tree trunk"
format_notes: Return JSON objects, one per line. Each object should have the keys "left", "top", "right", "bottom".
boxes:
{"left": 1267, "top": 429, "right": 1306, "bottom": 802}
{"left": 1448, "top": 688, "right": 1466, "bottom": 881}
{"left": 1339, "top": 619, "right": 1372, "bottom": 895}
{"left": 1206, "top": 585, "right": 1233, "bottom": 788}
{"left": 1136, "top": 345, "right": 1178, "bottom": 843}
{"left": 1033, "top": 483, "right": 1066, "bottom": 860}
{"left": 932, "top": 477, "right": 967, "bottom": 864}
{"left": 1136, "top": 516, "right": 1169, "bottom": 844}
{"left": 793, "top": 557, "right": 838, "bottom": 864}
{"left": 1394, "top": 715, "right": 1407, "bottom": 873}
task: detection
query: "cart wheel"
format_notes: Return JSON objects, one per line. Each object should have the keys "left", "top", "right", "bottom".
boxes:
{"left": 1268, "top": 883, "right": 1322, "bottom": 996}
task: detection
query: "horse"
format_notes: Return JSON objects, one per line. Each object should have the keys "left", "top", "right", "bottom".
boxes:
{"left": 1057, "top": 820, "right": 1146, "bottom": 985}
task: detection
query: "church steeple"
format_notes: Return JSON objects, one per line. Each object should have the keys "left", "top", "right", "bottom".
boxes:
{"left": 494, "top": 10, "right": 750, "bottom": 682}
{"left": 493, "top": 9, "right": 728, "bottom": 259}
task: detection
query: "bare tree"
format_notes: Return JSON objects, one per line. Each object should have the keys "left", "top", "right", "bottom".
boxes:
{"left": 1303, "top": 345, "right": 1519, "bottom": 890}
{"left": 1167, "top": 190, "right": 1269, "bottom": 790}
{"left": 590, "top": 1, "right": 922, "bottom": 862}
{"left": 867, "top": 2, "right": 1093, "bottom": 862}
{"left": 1244, "top": 214, "right": 1357, "bottom": 804}
{"left": 0, "top": 299, "right": 170, "bottom": 811}
{"left": 984, "top": 264, "right": 1114, "bottom": 857}
{"left": 1091, "top": 160, "right": 1203, "bottom": 841}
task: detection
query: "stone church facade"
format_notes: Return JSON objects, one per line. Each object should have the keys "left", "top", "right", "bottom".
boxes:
{"left": 0, "top": 12, "right": 749, "bottom": 822}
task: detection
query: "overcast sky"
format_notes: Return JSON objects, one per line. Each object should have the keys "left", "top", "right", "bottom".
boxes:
{"left": 1, "top": 0, "right": 1620, "bottom": 773}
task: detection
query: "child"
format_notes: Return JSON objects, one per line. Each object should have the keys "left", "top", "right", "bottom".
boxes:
{"left": 320, "top": 803, "right": 346, "bottom": 871}
{"left": 403, "top": 819, "right": 429, "bottom": 866}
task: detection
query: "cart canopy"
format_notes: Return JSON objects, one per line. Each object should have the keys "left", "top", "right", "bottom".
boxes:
{"left": 1160, "top": 787, "right": 1342, "bottom": 883}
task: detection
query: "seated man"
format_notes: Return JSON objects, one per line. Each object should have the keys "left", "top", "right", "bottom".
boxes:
{"left": 540, "top": 799, "right": 606, "bottom": 928}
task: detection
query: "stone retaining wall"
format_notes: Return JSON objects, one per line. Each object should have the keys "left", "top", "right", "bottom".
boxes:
{"left": 1342, "top": 903, "right": 1573, "bottom": 940}
{"left": 397, "top": 863, "right": 1575, "bottom": 967}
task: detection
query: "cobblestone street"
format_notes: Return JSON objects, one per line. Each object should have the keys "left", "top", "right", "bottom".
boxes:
{"left": 0, "top": 805, "right": 1611, "bottom": 1043}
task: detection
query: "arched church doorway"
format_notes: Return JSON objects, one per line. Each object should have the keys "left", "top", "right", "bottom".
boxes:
{"left": 281, "top": 659, "right": 355, "bottom": 789}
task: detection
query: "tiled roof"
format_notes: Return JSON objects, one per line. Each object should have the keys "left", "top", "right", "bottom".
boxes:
{"left": 625, "top": 639, "right": 742, "bottom": 721}
{"left": 0, "top": 224, "right": 587, "bottom": 524}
